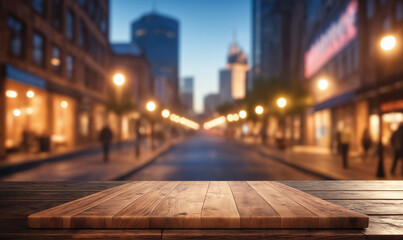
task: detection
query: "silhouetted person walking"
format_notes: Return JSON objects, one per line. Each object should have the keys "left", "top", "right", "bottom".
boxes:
{"left": 340, "top": 128, "right": 351, "bottom": 168}
{"left": 361, "top": 128, "right": 372, "bottom": 160}
{"left": 391, "top": 124, "right": 403, "bottom": 175}
{"left": 99, "top": 125, "right": 113, "bottom": 163}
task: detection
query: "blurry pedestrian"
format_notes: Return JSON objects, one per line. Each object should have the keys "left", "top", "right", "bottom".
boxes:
{"left": 335, "top": 130, "right": 342, "bottom": 156}
{"left": 340, "top": 127, "right": 351, "bottom": 168}
{"left": 390, "top": 124, "right": 403, "bottom": 175}
{"left": 99, "top": 125, "right": 113, "bottom": 163}
{"left": 361, "top": 128, "right": 372, "bottom": 160}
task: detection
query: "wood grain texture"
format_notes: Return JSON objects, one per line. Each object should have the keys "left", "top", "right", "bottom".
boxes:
{"left": 228, "top": 181, "right": 280, "bottom": 228}
{"left": 149, "top": 181, "right": 210, "bottom": 228}
{"left": 268, "top": 181, "right": 369, "bottom": 228}
{"left": 28, "top": 181, "right": 369, "bottom": 229}
{"left": 201, "top": 181, "right": 240, "bottom": 228}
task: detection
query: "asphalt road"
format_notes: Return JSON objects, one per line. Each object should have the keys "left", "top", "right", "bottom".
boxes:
{"left": 126, "top": 133, "right": 324, "bottom": 181}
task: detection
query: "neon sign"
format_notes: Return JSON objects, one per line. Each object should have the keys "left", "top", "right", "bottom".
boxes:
{"left": 304, "top": 0, "right": 358, "bottom": 78}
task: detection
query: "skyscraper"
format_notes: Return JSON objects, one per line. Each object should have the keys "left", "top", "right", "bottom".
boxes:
{"left": 219, "top": 41, "right": 249, "bottom": 104}
{"left": 131, "top": 12, "right": 179, "bottom": 105}
{"left": 180, "top": 77, "right": 194, "bottom": 114}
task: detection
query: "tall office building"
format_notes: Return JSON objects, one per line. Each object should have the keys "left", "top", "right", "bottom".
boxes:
{"left": 180, "top": 77, "right": 194, "bottom": 114}
{"left": 219, "top": 41, "right": 249, "bottom": 104}
{"left": 131, "top": 12, "right": 179, "bottom": 106}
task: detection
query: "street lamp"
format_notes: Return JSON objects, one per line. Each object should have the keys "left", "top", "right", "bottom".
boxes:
{"left": 239, "top": 110, "right": 247, "bottom": 119}
{"left": 146, "top": 101, "right": 156, "bottom": 112}
{"left": 113, "top": 73, "right": 125, "bottom": 86}
{"left": 161, "top": 109, "right": 170, "bottom": 118}
{"left": 380, "top": 35, "right": 396, "bottom": 51}
{"left": 318, "top": 78, "right": 329, "bottom": 90}
{"left": 376, "top": 35, "right": 397, "bottom": 178}
{"left": 255, "top": 105, "right": 264, "bottom": 115}
{"left": 277, "top": 97, "right": 287, "bottom": 108}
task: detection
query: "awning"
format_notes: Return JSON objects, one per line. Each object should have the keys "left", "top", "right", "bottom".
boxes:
{"left": 313, "top": 90, "right": 355, "bottom": 111}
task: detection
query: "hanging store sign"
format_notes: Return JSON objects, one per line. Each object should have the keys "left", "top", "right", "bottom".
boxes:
{"left": 304, "top": 0, "right": 358, "bottom": 78}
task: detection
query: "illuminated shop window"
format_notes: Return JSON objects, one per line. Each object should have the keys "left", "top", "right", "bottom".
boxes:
{"left": 51, "top": 45, "right": 61, "bottom": 73}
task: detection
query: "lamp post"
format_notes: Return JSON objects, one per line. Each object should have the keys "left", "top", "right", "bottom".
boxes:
{"left": 113, "top": 73, "right": 125, "bottom": 144}
{"left": 376, "top": 35, "right": 397, "bottom": 178}
{"left": 146, "top": 100, "right": 156, "bottom": 151}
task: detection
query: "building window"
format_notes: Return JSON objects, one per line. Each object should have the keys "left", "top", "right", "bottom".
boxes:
{"left": 7, "top": 16, "right": 24, "bottom": 58}
{"left": 383, "top": 16, "right": 392, "bottom": 31}
{"left": 367, "top": 0, "right": 375, "bottom": 19}
{"left": 33, "top": 0, "right": 46, "bottom": 16}
{"left": 397, "top": 2, "right": 403, "bottom": 21}
{"left": 78, "top": 0, "right": 86, "bottom": 7}
{"left": 51, "top": 45, "right": 61, "bottom": 73}
{"left": 52, "top": 0, "right": 63, "bottom": 30}
{"left": 78, "top": 20, "right": 86, "bottom": 47}
{"left": 66, "top": 9, "right": 75, "bottom": 40}
{"left": 66, "top": 54, "right": 74, "bottom": 80}
{"left": 32, "top": 32, "right": 45, "bottom": 66}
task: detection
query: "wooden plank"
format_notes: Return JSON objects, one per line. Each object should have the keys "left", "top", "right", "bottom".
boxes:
{"left": 148, "top": 181, "right": 209, "bottom": 228}
{"left": 282, "top": 180, "right": 403, "bottom": 191}
{"left": 201, "top": 181, "right": 240, "bottom": 228}
{"left": 162, "top": 229, "right": 365, "bottom": 240}
{"left": 248, "top": 181, "right": 318, "bottom": 228}
{"left": 28, "top": 181, "right": 140, "bottom": 228}
{"left": 268, "top": 181, "right": 369, "bottom": 228}
{"left": 70, "top": 181, "right": 162, "bottom": 228}
{"left": 329, "top": 200, "right": 403, "bottom": 215}
{"left": 306, "top": 190, "right": 403, "bottom": 200}
{"left": 363, "top": 215, "right": 403, "bottom": 240}
{"left": 112, "top": 181, "right": 180, "bottom": 228}
{"left": 228, "top": 181, "right": 280, "bottom": 228}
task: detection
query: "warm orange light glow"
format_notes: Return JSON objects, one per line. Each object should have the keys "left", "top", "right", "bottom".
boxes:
{"left": 239, "top": 110, "right": 247, "bottom": 119}
{"left": 203, "top": 116, "right": 226, "bottom": 130}
{"left": 26, "top": 108, "right": 34, "bottom": 115}
{"left": 146, "top": 101, "right": 156, "bottom": 112}
{"left": 255, "top": 105, "right": 264, "bottom": 115}
{"left": 26, "top": 90, "right": 35, "bottom": 98}
{"left": 380, "top": 35, "right": 396, "bottom": 51}
{"left": 6, "top": 90, "right": 17, "bottom": 98}
{"left": 161, "top": 109, "right": 170, "bottom": 118}
{"left": 13, "top": 109, "right": 21, "bottom": 117}
{"left": 61, "top": 101, "right": 69, "bottom": 109}
{"left": 113, "top": 73, "right": 125, "bottom": 86}
{"left": 233, "top": 113, "right": 240, "bottom": 121}
{"left": 318, "top": 79, "right": 329, "bottom": 90}
{"left": 277, "top": 97, "right": 287, "bottom": 108}
{"left": 226, "top": 114, "right": 234, "bottom": 122}
{"left": 51, "top": 58, "right": 60, "bottom": 66}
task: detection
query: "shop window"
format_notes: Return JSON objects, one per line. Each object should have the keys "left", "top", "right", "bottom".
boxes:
{"left": 7, "top": 16, "right": 24, "bottom": 58}
{"left": 66, "top": 9, "right": 75, "bottom": 40}
{"left": 52, "top": 0, "right": 63, "bottom": 30}
{"left": 66, "top": 54, "right": 74, "bottom": 80}
{"left": 32, "top": 32, "right": 45, "bottom": 67}
{"left": 51, "top": 45, "right": 61, "bottom": 73}
{"left": 33, "top": 0, "right": 46, "bottom": 16}
{"left": 78, "top": 20, "right": 87, "bottom": 47}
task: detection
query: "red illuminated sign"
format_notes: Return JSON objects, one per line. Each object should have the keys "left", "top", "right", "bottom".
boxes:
{"left": 304, "top": 0, "right": 358, "bottom": 78}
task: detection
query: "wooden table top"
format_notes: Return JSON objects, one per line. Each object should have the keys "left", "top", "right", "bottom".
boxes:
{"left": 28, "top": 181, "right": 368, "bottom": 229}
{"left": 1, "top": 181, "right": 402, "bottom": 239}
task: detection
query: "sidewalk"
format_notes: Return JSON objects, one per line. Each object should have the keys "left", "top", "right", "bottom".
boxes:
{"left": 242, "top": 139, "right": 403, "bottom": 180}
{"left": 0, "top": 138, "right": 182, "bottom": 181}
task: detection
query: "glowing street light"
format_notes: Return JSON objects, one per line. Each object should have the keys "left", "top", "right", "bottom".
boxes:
{"left": 113, "top": 73, "right": 125, "bottom": 86}
{"left": 161, "top": 109, "right": 170, "bottom": 118}
{"left": 233, "top": 113, "right": 240, "bottom": 121}
{"left": 318, "top": 78, "right": 329, "bottom": 90}
{"left": 277, "top": 97, "right": 287, "bottom": 108}
{"left": 6, "top": 90, "right": 17, "bottom": 98}
{"left": 255, "top": 105, "right": 264, "bottom": 115}
{"left": 61, "top": 101, "right": 68, "bottom": 109}
{"left": 239, "top": 110, "right": 247, "bottom": 119}
{"left": 226, "top": 114, "right": 234, "bottom": 122}
{"left": 380, "top": 35, "right": 396, "bottom": 51}
{"left": 13, "top": 109, "right": 21, "bottom": 117}
{"left": 146, "top": 100, "right": 156, "bottom": 112}
{"left": 26, "top": 90, "right": 35, "bottom": 98}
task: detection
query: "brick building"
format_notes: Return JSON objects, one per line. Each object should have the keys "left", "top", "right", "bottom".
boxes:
{"left": 0, "top": 0, "right": 110, "bottom": 157}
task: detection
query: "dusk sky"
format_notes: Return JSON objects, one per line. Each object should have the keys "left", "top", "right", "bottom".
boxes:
{"left": 110, "top": 0, "right": 251, "bottom": 113}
